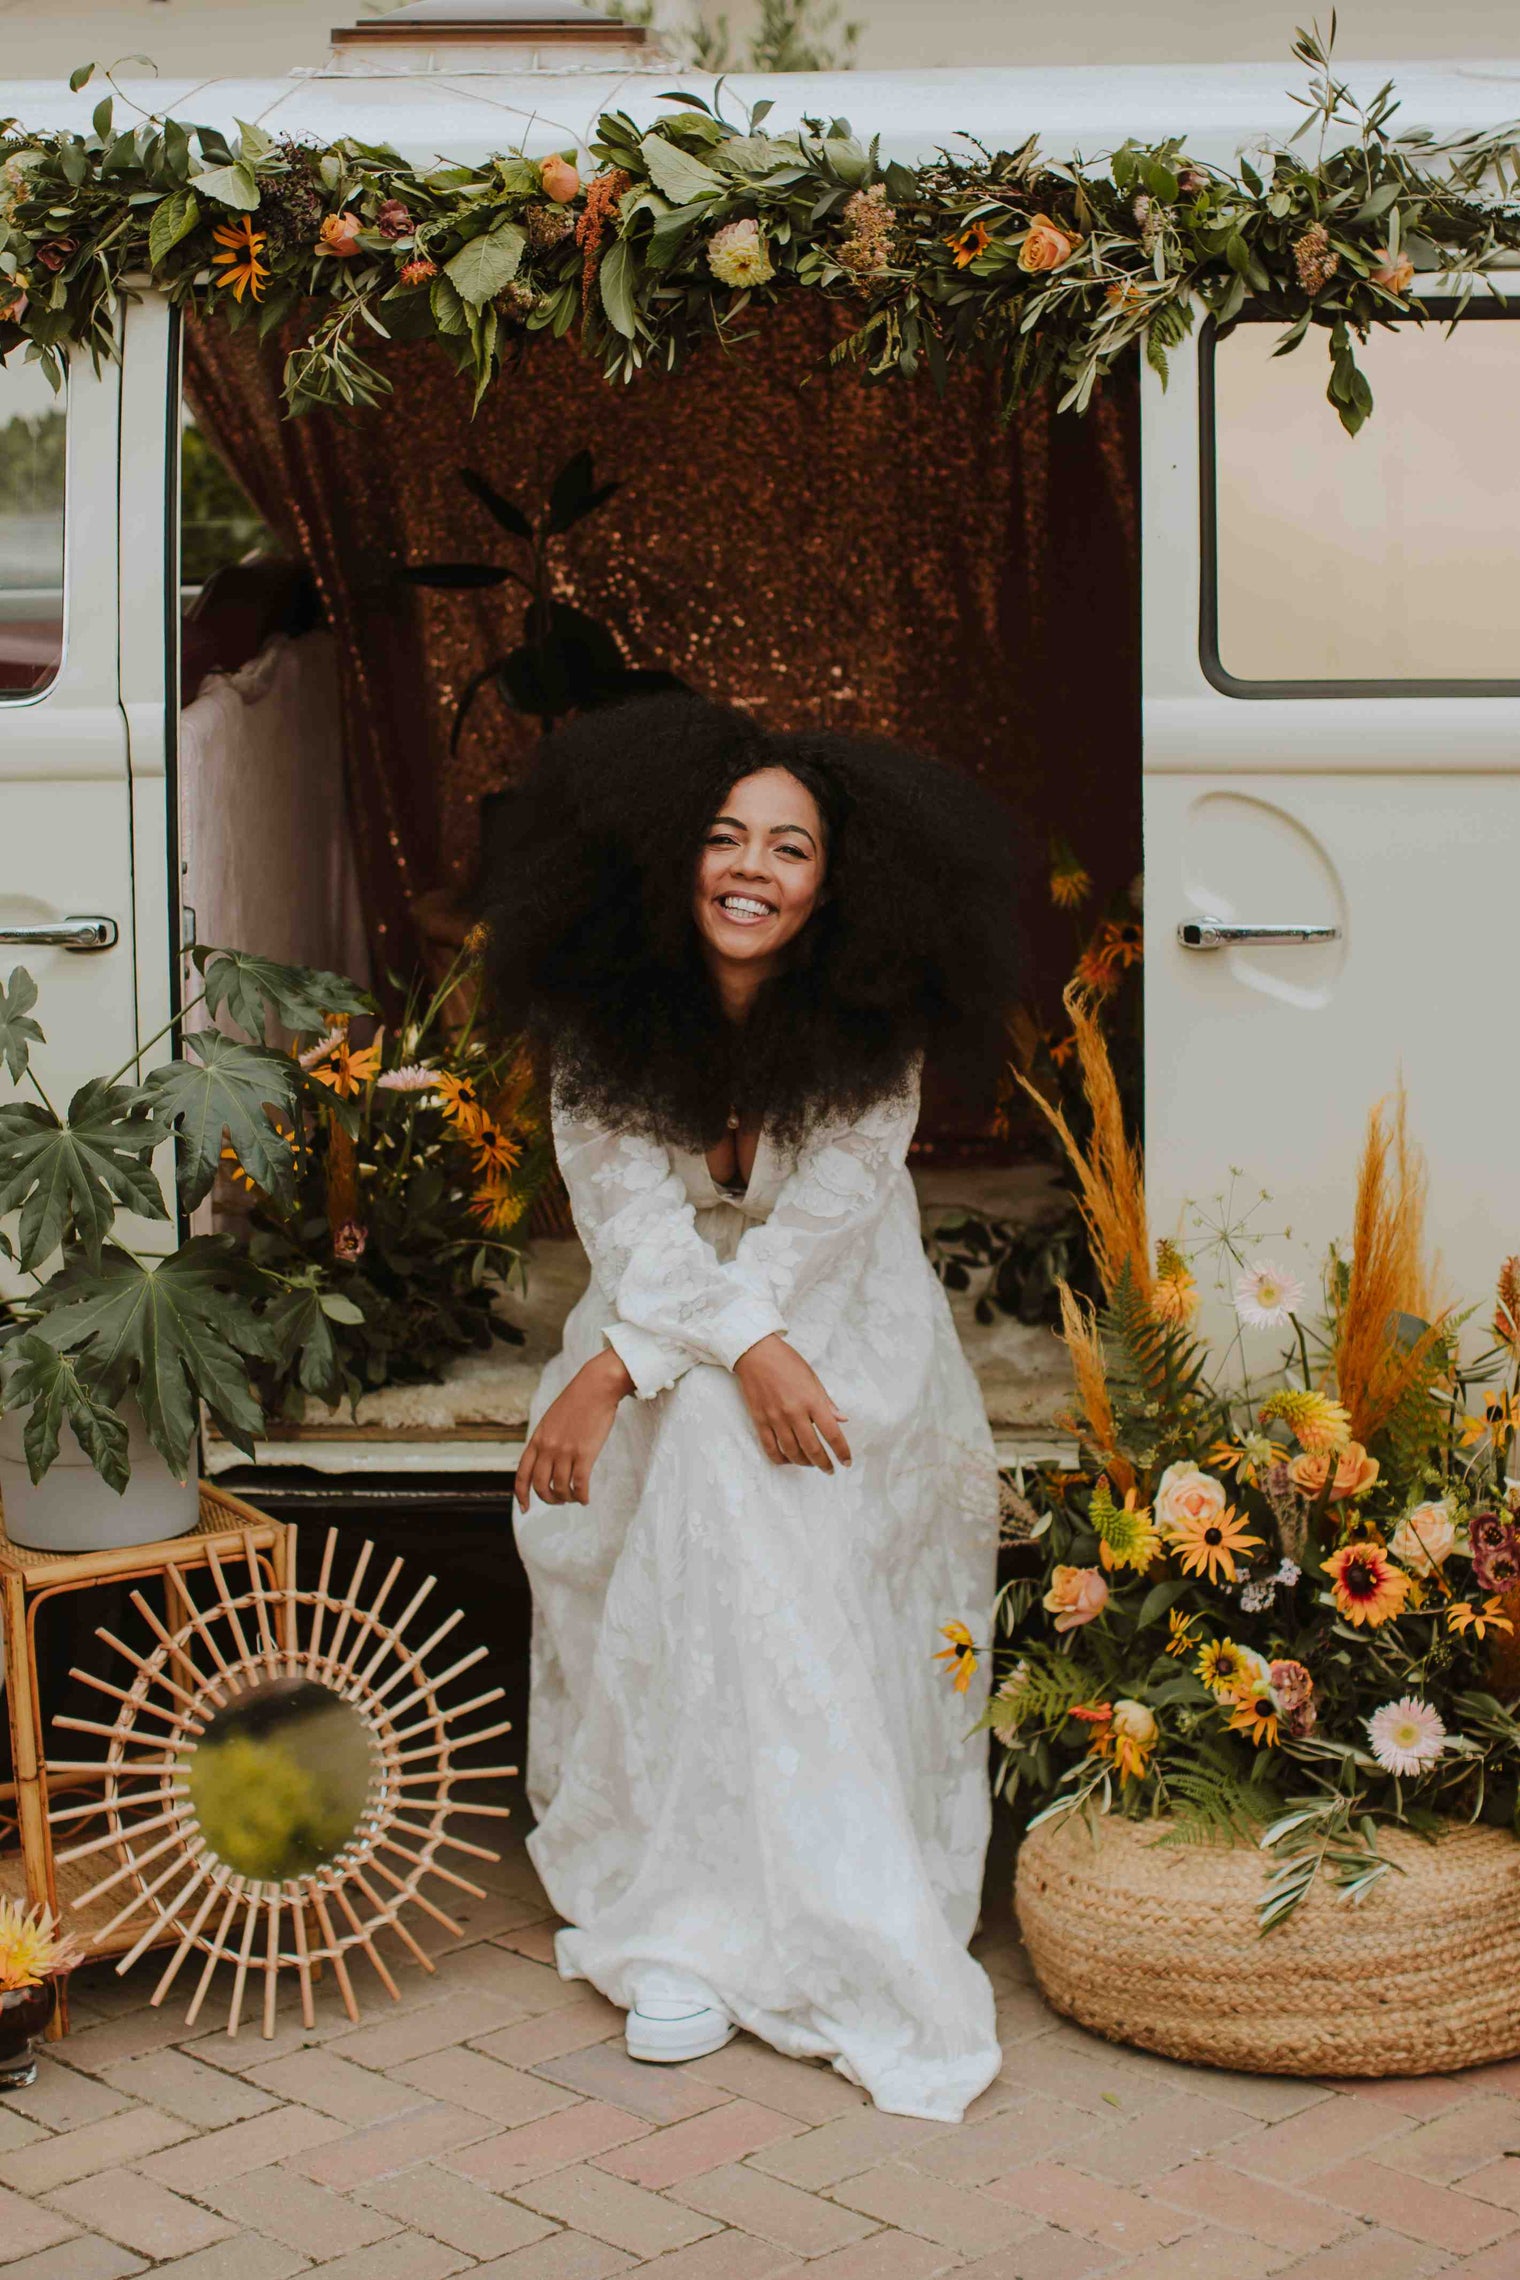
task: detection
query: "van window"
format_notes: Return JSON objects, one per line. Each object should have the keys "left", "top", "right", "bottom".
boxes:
{"left": 0, "top": 359, "right": 65, "bottom": 701}
{"left": 1205, "top": 312, "right": 1520, "bottom": 693}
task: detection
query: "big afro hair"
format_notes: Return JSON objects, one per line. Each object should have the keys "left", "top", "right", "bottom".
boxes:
{"left": 479, "top": 692, "right": 1022, "bottom": 1149}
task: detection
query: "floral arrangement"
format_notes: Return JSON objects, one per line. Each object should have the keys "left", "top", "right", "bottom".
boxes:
{"left": 236, "top": 952, "right": 552, "bottom": 1412}
{"left": 3, "top": 31, "right": 1520, "bottom": 431}
{"left": 0, "top": 1899, "right": 84, "bottom": 1990}
{"left": 940, "top": 987, "right": 1520, "bottom": 1925}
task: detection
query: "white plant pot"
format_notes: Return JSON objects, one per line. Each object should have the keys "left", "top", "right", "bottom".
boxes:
{"left": 0, "top": 1406, "right": 200, "bottom": 1554}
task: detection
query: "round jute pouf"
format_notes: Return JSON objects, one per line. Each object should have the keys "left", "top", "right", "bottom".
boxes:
{"left": 1015, "top": 1811, "right": 1520, "bottom": 2076}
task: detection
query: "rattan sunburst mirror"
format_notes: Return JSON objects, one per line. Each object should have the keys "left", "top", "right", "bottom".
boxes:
{"left": 47, "top": 1526, "right": 514, "bottom": 2037}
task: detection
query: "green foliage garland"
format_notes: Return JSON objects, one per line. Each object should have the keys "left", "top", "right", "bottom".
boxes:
{"left": 3, "top": 31, "right": 1520, "bottom": 432}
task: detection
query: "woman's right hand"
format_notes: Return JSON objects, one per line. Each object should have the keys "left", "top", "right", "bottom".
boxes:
{"left": 516, "top": 1347, "right": 634, "bottom": 1511}
{"left": 733, "top": 1333, "right": 852, "bottom": 1473}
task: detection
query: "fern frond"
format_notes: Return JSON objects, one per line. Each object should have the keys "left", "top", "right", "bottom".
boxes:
{"left": 1153, "top": 1752, "right": 1281, "bottom": 1850}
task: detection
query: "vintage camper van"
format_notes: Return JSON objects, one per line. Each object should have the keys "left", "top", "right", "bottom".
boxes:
{"left": 3, "top": 26, "right": 1518, "bottom": 1497}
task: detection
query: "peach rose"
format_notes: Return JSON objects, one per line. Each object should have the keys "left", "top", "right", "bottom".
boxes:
{"left": 1043, "top": 1564, "right": 1109, "bottom": 1633}
{"left": 1155, "top": 1461, "right": 1228, "bottom": 1537}
{"left": 1018, "top": 214, "right": 1078, "bottom": 273}
{"left": 318, "top": 211, "right": 363, "bottom": 258}
{"left": 1288, "top": 1439, "right": 1380, "bottom": 1502}
{"left": 1390, "top": 1501, "right": 1456, "bottom": 1575}
{"left": 1370, "top": 246, "right": 1415, "bottom": 295}
{"left": 540, "top": 154, "right": 582, "bottom": 204}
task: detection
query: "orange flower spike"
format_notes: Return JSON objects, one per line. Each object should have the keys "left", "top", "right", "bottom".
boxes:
{"left": 933, "top": 1621, "right": 979, "bottom": 1694}
{"left": 210, "top": 216, "right": 270, "bottom": 303}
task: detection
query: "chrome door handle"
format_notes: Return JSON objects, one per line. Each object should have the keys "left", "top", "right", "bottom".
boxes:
{"left": 1177, "top": 919, "right": 1339, "bottom": 952}
{"left": 0, "top": 916, "right": 119, "bottom": 952}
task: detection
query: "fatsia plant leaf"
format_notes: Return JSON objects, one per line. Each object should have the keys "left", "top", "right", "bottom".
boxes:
{"left": 193, "top": 945, "right": 372, "bottom": 1042}
{"left": 0, "top": 1079, "right": 168, "bottom": 1271}
{"left": 259, "top": 1280, "right": 355, "bottom": 1408}
{"left": 0, "top": 966, "right": 44, "bottom": 1084}
{"left": 0, "top": 1331, "right": 131, "bottom": 1490}
{"left": 139, "top": 1031, "right": 300, "bottom": 1208}
{"left": 29, "top": 1237, "right": 269, "bottom": 1475}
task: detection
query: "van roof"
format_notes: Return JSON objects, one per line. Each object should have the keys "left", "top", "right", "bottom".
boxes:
{"left": 3, "top": 60, "right": 1517, "bottom": 171}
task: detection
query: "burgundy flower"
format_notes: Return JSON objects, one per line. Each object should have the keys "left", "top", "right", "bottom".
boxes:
{"left": 1474, "top": 1538, "right": 1520, "bottom": 1594}
{"left": 375, "top": 199, "right": 413, "bottom": 241}
{"left": 332, "top": 1220, "right": 368, "bottom": 1263}
{"left": 37, "top": 237, "right": 76, "bottom": 272}
{"left": 1471, "top": 1510, "right": 1510, "bottom": 1556}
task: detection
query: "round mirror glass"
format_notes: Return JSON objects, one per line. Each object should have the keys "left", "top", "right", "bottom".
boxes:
{"left": 186, "top": 1677, "right": 379, "bottom": 1881}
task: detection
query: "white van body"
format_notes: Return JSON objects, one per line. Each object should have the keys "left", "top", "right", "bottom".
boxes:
{"left": 3, "top": 57, "right": 1518, "bottom": 1463}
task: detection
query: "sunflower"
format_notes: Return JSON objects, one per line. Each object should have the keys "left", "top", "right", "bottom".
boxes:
{"left": 1258, "top": 1388, "right": 1351, "bottom": 1455}
{"left": 305, "top": 1036, "right": 382, "bottom": 1098}
{"left": 1090, "top": 1478, "right": 1160, "bottom": 1573}
{"left": 933, "top": 1620, "right": 979, "bottom": 1694}
{"left": 211, "top": 216, "right": 270, "bottom": 303}
{"left": 1321, "top": 1541, "right": 1411, "bottom": 1628}
{"left": 1447, "top": 1595, "right": 1516, "bottom": 1641}
{"left": 1167, "top": 1502, "right": 1263, "bottom": 1585}
{"left": 1227, "top": 1679, "right": 1280, "bottom": 1748}
{"left": 435, "top": 1069, "right": 487, "bottom": 1135}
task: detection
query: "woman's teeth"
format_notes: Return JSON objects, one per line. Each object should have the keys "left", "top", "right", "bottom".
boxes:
{"left": 719, "top": 895, "right": 773, "bottom": 921}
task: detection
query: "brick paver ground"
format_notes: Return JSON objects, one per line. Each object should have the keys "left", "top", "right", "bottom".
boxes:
{"left": 5, "top": 1812, "right": 1518, "bottom": 2280}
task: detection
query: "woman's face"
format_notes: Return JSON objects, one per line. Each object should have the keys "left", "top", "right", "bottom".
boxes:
{"left": 691, "top": 766, "right": 827, "bottom": 974}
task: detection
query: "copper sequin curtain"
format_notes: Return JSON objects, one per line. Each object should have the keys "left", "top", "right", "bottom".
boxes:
{"left": 185, "top": 302, "right": 1139, "bottom": 1003}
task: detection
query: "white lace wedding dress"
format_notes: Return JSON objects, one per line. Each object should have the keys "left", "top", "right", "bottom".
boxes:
{"left": 515, "top": 1072, "right": 1003, "bottom": 2121}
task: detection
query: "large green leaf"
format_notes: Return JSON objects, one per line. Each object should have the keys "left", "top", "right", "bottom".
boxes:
{"left": 444, "top": 222, "right": 525, "bottom": 306}
{"left": 0, "top": 1332, "right": 130, "bottom": 1491}
{"left": 597, "top": 235, "right": 638, "bottom": 341}
{"left": 638, "top": 134, "right": 723, "bottom": 204}
{"left": 194, "top": 944, "right": 371, "bottom": 1042}
{"left": 192, "top": 159, "right": 259, "bottom": 211}
{"left": 30, "top": 1238, "right": 269, "bottom": 1475}
{"left": 139, "top": 1031, "right": 300, "bottom": 1209}
{"left": 259, "top": 1279, "right": 357, "bottom": 1409}
{"left": 147, "top": 185, "right": 200, "bottom": 266}
{"left": 0, "top": 1080, "right": 168, "bottom": 1271}
{"left": 0, "top": 967, "right": 44, "bottom": 1084}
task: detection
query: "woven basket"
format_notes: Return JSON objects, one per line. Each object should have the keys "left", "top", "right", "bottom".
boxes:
{"left": 1015, "top": 1810, "right": 1520, "bottom": 2076}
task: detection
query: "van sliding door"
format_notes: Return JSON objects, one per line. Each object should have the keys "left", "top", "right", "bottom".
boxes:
{"left": 1142, "top": 294, "right": 1520, "bottom": 1305}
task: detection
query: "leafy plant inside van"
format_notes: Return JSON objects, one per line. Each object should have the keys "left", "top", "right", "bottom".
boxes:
{"left": 0, "top": 950, "right": 375, "bottom": 1491}
{"left": 403, "top": 448, "right": 684, "bottom": 748}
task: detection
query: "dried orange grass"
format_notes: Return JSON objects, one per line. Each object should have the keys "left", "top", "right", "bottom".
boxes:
{"left": 1334, "top": 1091, "right": 1446, "bottom": 1446}
{"left": 1014, "top": 983, "right": 1151, "bottom": 1305}
{"left": 1056, "top": 1281, "right": 1135, "bottom": 1493}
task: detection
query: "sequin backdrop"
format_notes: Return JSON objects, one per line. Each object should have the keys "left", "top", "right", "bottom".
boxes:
{"left": 185, "top": 302, "right": 1139, "bottom": 1012}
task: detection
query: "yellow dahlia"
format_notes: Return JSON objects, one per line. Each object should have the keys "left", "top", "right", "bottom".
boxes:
{"left": 1322, "top": 1542, "right": 1410, "bottom": 1628}
{"left": 0, "top": 1900, "right": 84, "bottom": 1992}
{"left": 1258, "top": 1389, "right": 1352, "bottom": 1455}
{"left": 1167, "top": 1502, "right": 1263, "bottom": 1586}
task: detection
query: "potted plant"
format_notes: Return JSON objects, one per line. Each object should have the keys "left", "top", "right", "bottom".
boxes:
{"left": 0, "top": 945, "right": 373, "bottom": 1551}
{"left": 0, "top": 1901, "right": 85, "bottom": 2089}
{"left": 939, "top": 987, "right": 1520, "bottom": 2076}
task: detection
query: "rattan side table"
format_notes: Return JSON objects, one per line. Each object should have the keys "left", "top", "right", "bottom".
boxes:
{"left": 0, "top": 1483, "right": 293, "bottom": 2036}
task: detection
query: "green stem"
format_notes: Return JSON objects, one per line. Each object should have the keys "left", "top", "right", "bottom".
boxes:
{"left": 103, "top": 987, "right": 208, "bottom": 1091}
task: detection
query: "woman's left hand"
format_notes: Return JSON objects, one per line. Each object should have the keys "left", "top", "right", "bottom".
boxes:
{"left": 516, "top": 1347, "right": 634, "bottom": 1510}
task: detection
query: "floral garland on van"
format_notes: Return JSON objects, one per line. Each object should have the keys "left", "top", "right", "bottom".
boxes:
{"left": 2, "top": 30, "right": 1520, "bottom": 432}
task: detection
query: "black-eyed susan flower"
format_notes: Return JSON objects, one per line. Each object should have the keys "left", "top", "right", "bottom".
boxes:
{"left": 1228, "top": 1679, "right": 1280, "bottom": 1748}
{"left": 1167, "top": 1501, "right": 1263, "bottom": 1586}
{"left": 1447, "top": 1595, "right": 1515, "bottom": 1642}
{"left": 933, "top": 1621, "right": 979, "bottom": 1694}
{"left": 211, "top": 216, "right": 270, "bottom": 303}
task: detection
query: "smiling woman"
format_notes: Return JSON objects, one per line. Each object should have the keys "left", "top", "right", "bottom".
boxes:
{"left": 478, "top": 691, "right": 1020, "bottom": 2120}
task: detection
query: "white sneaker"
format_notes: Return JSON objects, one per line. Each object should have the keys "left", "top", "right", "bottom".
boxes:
{"left": 625, "top": 1996, "right": 736, "bottom": 2064}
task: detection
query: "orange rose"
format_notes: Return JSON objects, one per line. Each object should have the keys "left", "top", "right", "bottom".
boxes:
{"left": 540, "top": 154, "right": 582, "bottom": 204}
{"left": 318, "top": 212, "right": 363, "bottom": 258}
{"left": 1018, "top": 214, "right": 1078, "bottom": 273}
{"left": 1370, "top": 246, "right": 1415, "bottom": 295}
{"left": 1043, "top": 1564, "right": 1109, "bottom": 1633}
{"left": 1288, "top": 1440, "right": 1380, "bottom": 1502}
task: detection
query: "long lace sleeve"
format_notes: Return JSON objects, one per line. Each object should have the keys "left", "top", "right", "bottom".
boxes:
{"left": 729, "top": 1076, "right": 921, "bottom": 1361}
{"left": 553, "top": 1098, "right": 787, "bottom": 1399}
